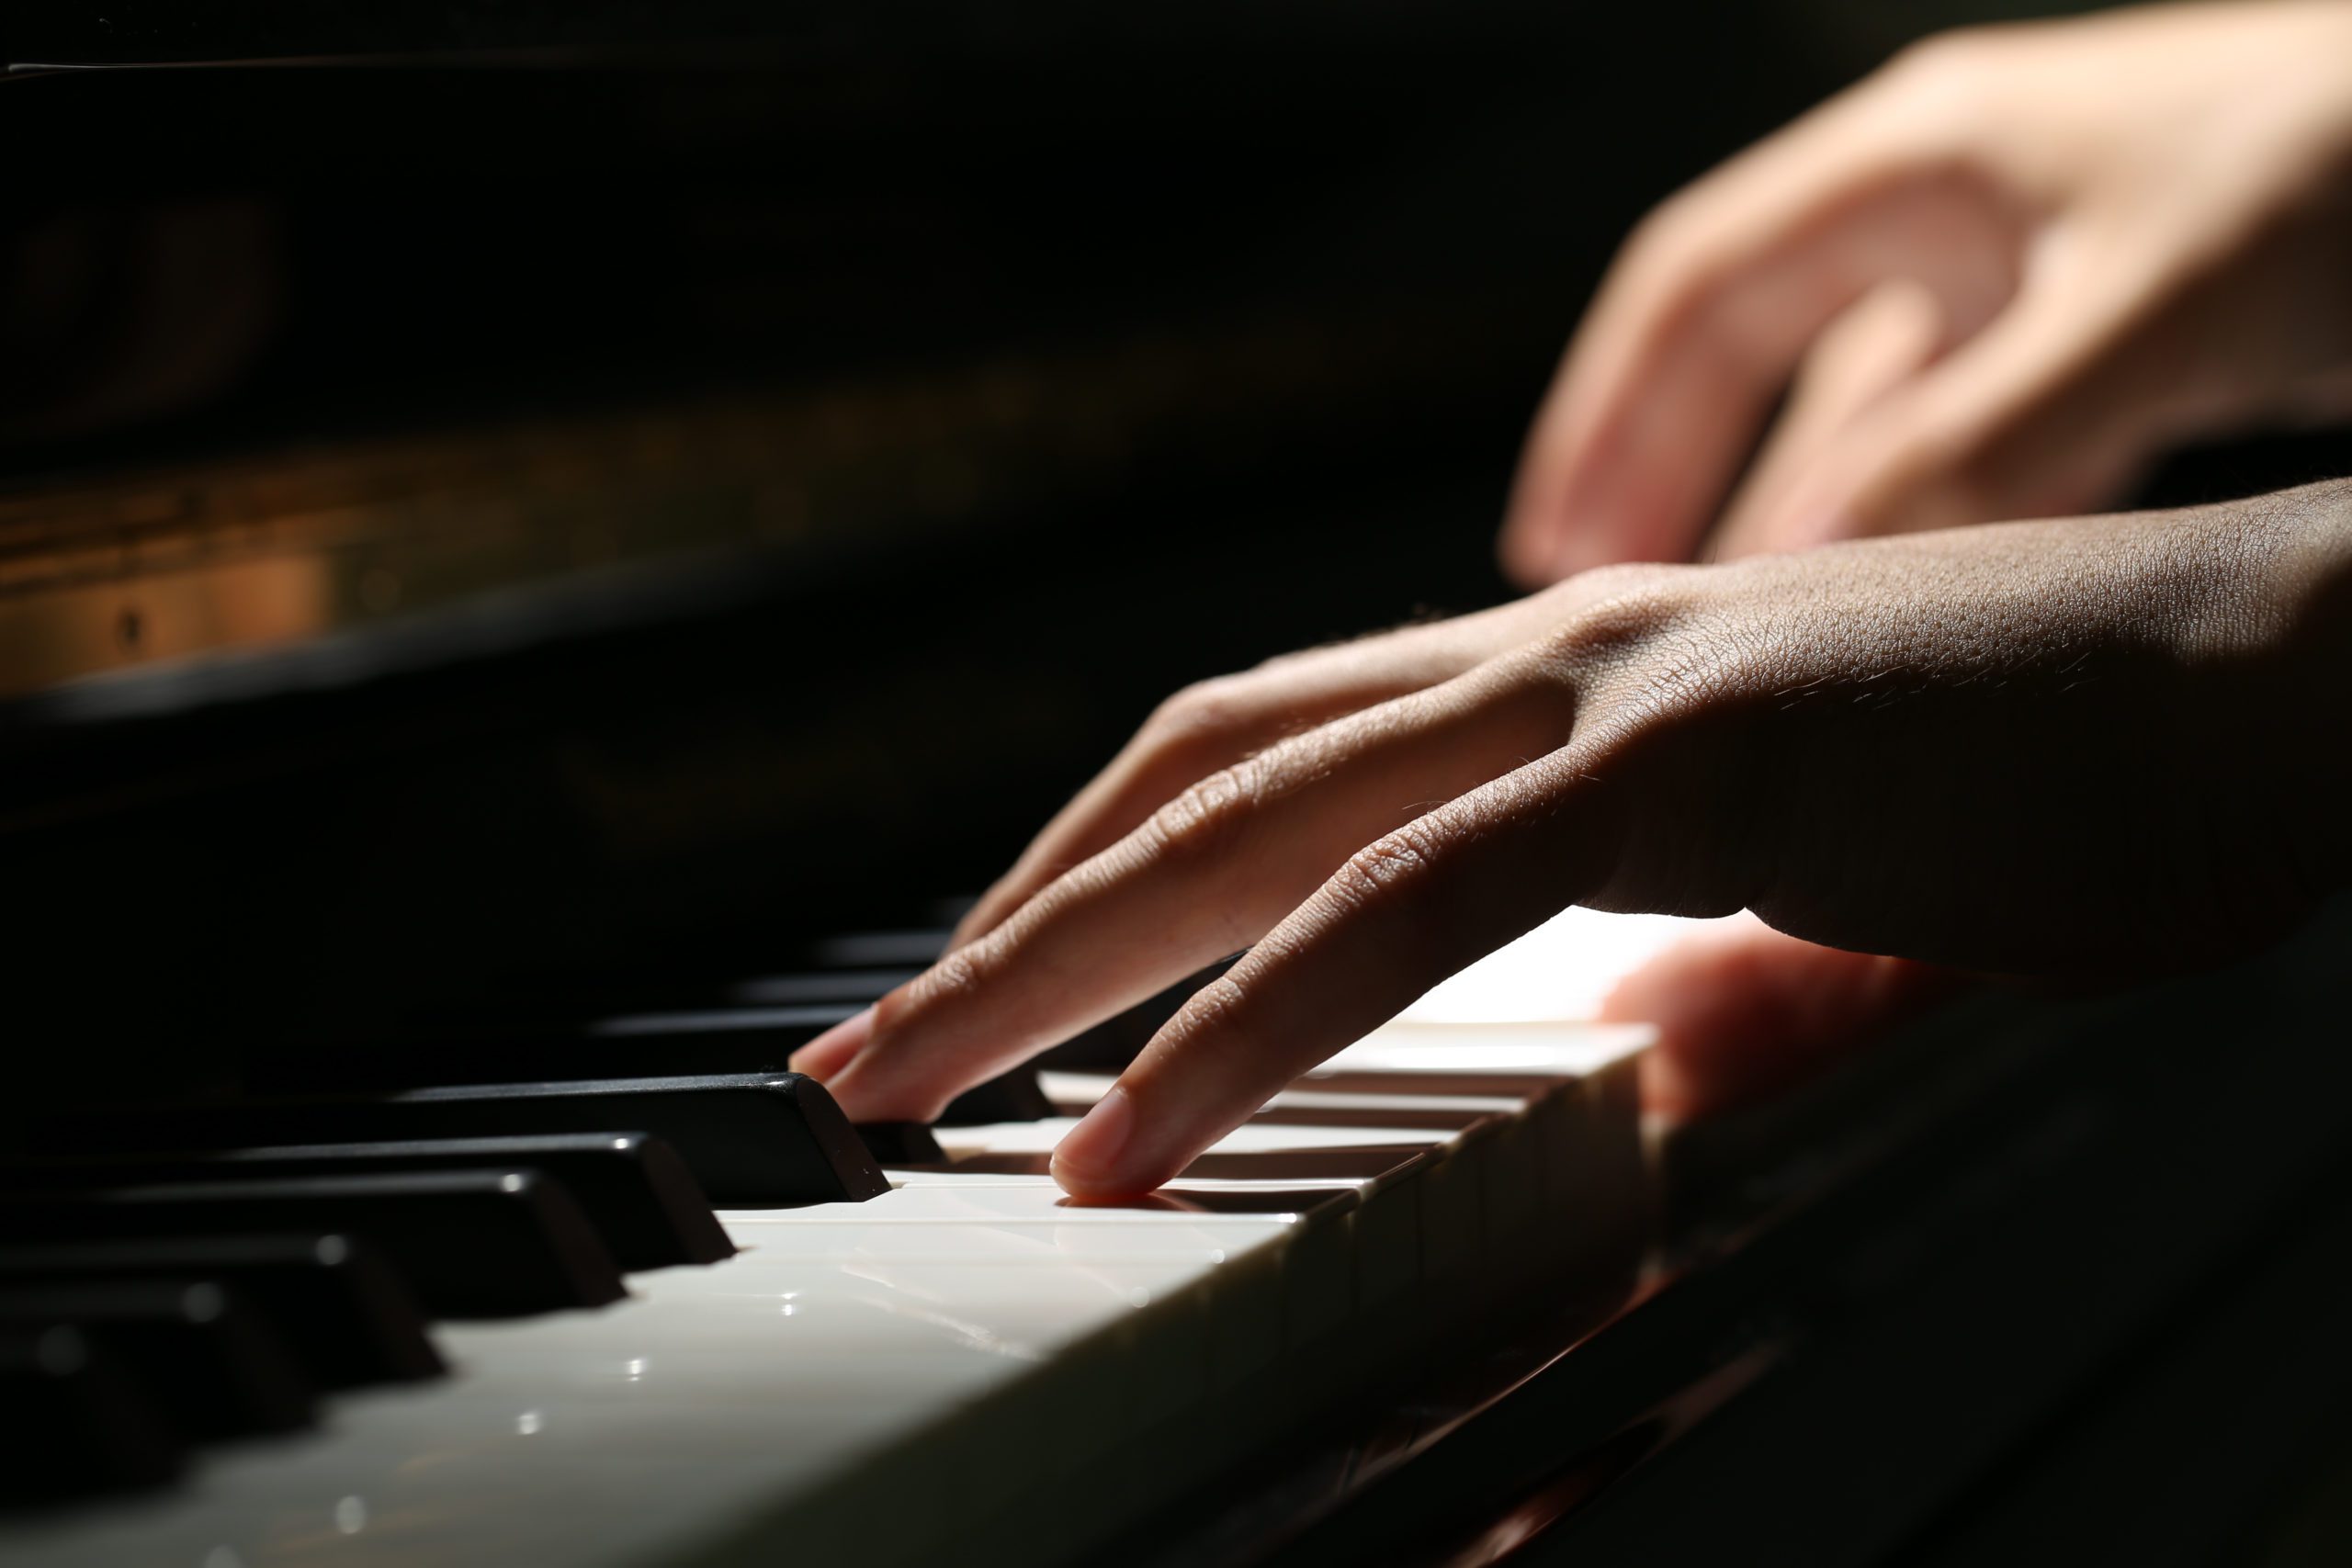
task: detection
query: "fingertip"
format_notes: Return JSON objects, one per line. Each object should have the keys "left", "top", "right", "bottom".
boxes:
{"left": 1050, "top": 1084, "right": 1145, "bottom": 1197}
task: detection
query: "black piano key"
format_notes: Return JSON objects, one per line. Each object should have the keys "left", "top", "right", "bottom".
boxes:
{"left": 915, "top": 895, "right": 979, "bottom": 930}
{"left": 254, "top": 1017, "right": 840, "bottom": 1092}
{"left": 801, "top": 929, "right": 951, "bottom": 968}
{"left": 44, "top": 1073, "right": 888, "bottom": 1208}
{"left": 0, "top": 1171, "right": 626, "bottom": 1317}
{"left": 586, "top": 1014, "right": 1053, "bottom": 1127}
{"left": 6, "top": 1134, "right": 733, "bottom": 1272}
{"left": 855, "top": 1122, "right": 945, "bottom": 1166}
{"left": 713, "top": 967, "right": 1060, "bottom": 1120}
{"left": 0, "top": 1325, "right": 183, "bottom": 1504}
{"left": 589, "top": 1004, "right": 859, "bottom": 1038}
{"left": 938, "top": 1068, "right": 1056, "bottom": 1126}
{"left": 259, "top": 1026, "right": 1057, "bottom": 1132}
{"left": 725, "top": 968, "right": 924, "bottom": 1005}
{"left": 0, "top": 1280, "right": 315, "bottom": 1440}
{"left": 0, "top": 1235, "right": 442, "bottom": 1389}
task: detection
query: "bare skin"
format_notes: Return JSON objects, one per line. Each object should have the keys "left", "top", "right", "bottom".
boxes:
{"left": 797, "top": 4, "right": 2352, "bottom": 1181}
{"left": 1499, "top": 1, "right": 2352, "bottom": 581}
{"left": 797, "top": 484, "right": 2352, "bottom": 1195}
{"left": 924, "top": 4, "right": 2352, "bottom": 1113}
{"left": 1498, "top": 0, "right": 2352, "bottom": 1101}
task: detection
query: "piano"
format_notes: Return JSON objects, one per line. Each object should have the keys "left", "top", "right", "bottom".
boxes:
{"left": 8, "top": 6, "right": 2352, "bottom": 1564}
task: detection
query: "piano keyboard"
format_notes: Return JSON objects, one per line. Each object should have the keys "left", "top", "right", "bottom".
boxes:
{"left": 0, "top": 908, "right": 1704, "bottom": 1568}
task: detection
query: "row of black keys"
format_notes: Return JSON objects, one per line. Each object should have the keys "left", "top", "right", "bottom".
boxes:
{"left": 0, "top": 1100, "right": 858, "bottom": 1507}
{"left": 0, "top": 926, "right": 1214, "bottom": 1507}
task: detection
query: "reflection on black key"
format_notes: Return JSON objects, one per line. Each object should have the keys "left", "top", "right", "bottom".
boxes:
{"left": 726, "top": 969, "right": 924, "bottom": 1005}
{"left": 803, "top": 930, "right": 950, "bottom": 968}
{"left": 266, "top": 1022, "right": 1055, "bottom": 1133}
{"left": 257, "top": 1019, "right": 842, "bottom": 1092}
{"left": 0, "top": 1280, "right": 315, "bottom": 1440}
{"left": 590, "top": 1005, "right": 858, "bottom": 1037}
{"left": 45, "top": 1074, "right": 888, "bottom": 1208}
{"left": 0, "top": 1325, "right": 182, "bottom": 1503}
{"left": 0, "top": 1235, "right": 441, "bottom": 1390}
{"left": 7, "top": 1134, "right": 732, "bottom": 1272}
{"left": 0, "top": 1171, "right": 625, "bottom": 1318}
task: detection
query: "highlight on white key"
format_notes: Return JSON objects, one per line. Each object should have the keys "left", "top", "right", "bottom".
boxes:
{"left": 1393, "top": 906, "right": 1725, "bottom": 1026}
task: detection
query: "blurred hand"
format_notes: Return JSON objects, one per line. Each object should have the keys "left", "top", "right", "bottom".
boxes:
{"left": 797, "top": 483, "right": 2352, "bottom": 1193}
{"left": 1499, "top": 0, "right": 2352, "bottom": 586}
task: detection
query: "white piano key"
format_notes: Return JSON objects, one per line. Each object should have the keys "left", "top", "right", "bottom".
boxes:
{"left": 833, "top": 1180, "right": 1343, "bottom": 1224}
{"left": 0, "top": 913, "right": 1684, "bottom": 1568}
{"left": 1318, "top": 1020, "right": 1655, "bottom": 1077}
{"left": 933, "top": 1115, "right": 1454, "bottom": 1157}
{"left": 715, "top": 1214, "right": 1287, "bottom": 1263}
{"left": 1396, "top": 905, "right": 1718, "bottom": 1023}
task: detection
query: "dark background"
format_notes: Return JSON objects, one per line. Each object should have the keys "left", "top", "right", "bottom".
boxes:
{"left": 4, "top": 0, "right": 2348, "bottom": 1100}
{"left": 8, "top": 8, "right": 2352, "bottom": 1562}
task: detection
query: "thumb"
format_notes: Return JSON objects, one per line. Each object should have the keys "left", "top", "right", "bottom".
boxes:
{"left": 1600, "top": 914, "right": 1954, "bottom": 1121}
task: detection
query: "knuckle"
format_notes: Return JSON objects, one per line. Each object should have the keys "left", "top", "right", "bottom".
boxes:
{"left": 1556, "top": 560, "right": 1673, "bottom": 605}
{"left": 1536, "top": 572, "right": 1701, "bottom": 672}
{"left": 1141, "top": 760, "right": 1263, "bottom": 870}
{"left": 1890, "top": 27, "right": 1992, "bottom": 83}
{"left": 1542, "top": 573, "right": 1790, "bottom": 736}
{"left": 1138, "top": 677, "right": 1261, "bottom": 774}
{"left": 1147, "top": 676, "right": 1250, "bottom": 744}
{"left": 1623, "top": 175, "right": 1725, "bottom": 262}
{"left": 1328, "top": 821, "right": 1447, "bottom": 919}
{"left": 1618, "top": 197, "right": 1689, "bottom": 273}
{"left": 894, "top": 943, "right": 989, "bottom": 1021}
{"left": 1618, "top": 195, "right": 1733, "bottom": 311}
{"left": 1881, "top": 27, "right": 2009, "bottom": 118}
{"left": 1172, "top": 971, "right": 1251, "bottom": 1043}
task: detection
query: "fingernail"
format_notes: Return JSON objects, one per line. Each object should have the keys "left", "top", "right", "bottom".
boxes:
{"left": 1051, "top": 1084, "right": 1136, "bottom": 1193}
{"left": 787, "top": 1006, "right": 874, "bottom": 1081}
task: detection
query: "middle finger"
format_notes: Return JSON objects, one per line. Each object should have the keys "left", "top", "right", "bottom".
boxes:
{"left": 809, "top": 661, "right": 1574, "bottom": 1122}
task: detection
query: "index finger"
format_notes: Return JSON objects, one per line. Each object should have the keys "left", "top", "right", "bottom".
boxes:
{"left": 948, "top": 600, "right": 1562, "bottom": 950}
{"left": 1050, "top": 748, "right": 1640, "bottom": 1196}
{"left": 800, "top": 667, "right": 1570, "bottom": 1122}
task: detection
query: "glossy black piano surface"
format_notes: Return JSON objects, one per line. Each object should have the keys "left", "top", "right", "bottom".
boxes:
{"left": 7, "top": 4, "right": 2352, "bottom": 1563}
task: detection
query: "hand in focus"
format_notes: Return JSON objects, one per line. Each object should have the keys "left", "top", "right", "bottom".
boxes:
{"left": 796, "top": 484, "right": 2352, "bottom": 1193}
{"left": 1499, "top": 1, "right": 2352, "bottom": 585}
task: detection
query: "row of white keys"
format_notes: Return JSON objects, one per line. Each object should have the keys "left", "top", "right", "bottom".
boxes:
{"left": 884, "top": 1013, "right": 1655, "bottom": 1558}
{"left": 0, "top": 911, "right": 1685, "bottom": 1568}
